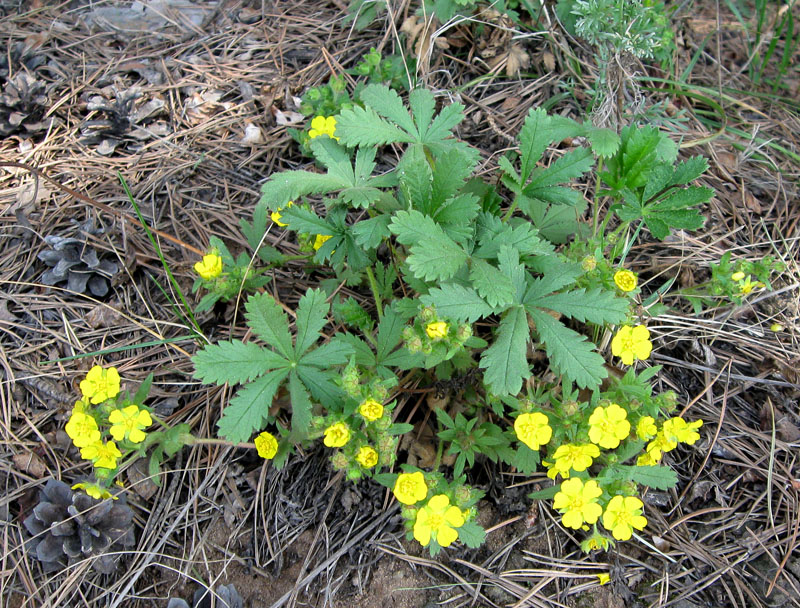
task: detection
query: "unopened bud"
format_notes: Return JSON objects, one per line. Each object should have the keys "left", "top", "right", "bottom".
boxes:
{"left": 581, "top": 256, "right": 597, "bottom": 272}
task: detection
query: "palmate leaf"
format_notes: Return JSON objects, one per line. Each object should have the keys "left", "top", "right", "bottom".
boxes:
{"left": 293, "top": 288, "right": 330, "bottom": 356}
{"left": 421, "top": 283, "right": 496, "bottom": 323}
{"left": 192, "top": 340, "right": 289, "bottom": 385}
{"left": 523, "top": 147, "right": 595, "bottom": 194}
{"left": 469, "top": 258, "right": 515, "bottom": 308}
{"left": 245, "top": 292, "right": 295, "bottom": 360}
{"left": 527, "top": 309, "right": 606, "bottom": 389}
{"left": 517, "top": 108, "right": 583, "bottom": 183}
{"left": 480, "top": 305, "right": 530, "bottom": 396}
{"left": 336, "top": 104, "right": 414, "bottom": 147}
{"left": 526, "top": 288, "right": 629, "bottom": 324}
{"left": 216, "top": 369, "right": 289, "bottom": 444}
{"left": 288, "top": 372, "right": 313, "bottom": 440}
{"left": 407, "top": 236, "right": 468, "bottom": 281}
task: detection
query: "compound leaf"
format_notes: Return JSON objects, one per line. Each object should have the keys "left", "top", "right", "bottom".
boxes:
{"left": 216, "top": 369, "right": 289, "bottom": 444}
{"left": 192, "top": 340, "right": 288, "bottom": 385}
{"left": 245, "top": 293, "right": 295, "bottom": 360}
{"left": 480, "top": 306, "right": 530, "bottom": 396}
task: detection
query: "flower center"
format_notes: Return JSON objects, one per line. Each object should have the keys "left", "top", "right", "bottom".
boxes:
{"left": 621, "top": 335, "right": 636, "bottom": 350}
{"left": 427, "top": 513, "right": 445, "bottom": 530}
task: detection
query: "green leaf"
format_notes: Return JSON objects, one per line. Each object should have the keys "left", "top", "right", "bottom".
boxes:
{"left": 245, "top": 293, "right": 295, "bottom": 360}
{"left": 585, "top": 125, "right": 620, "bottom": 157}
{"left": 456, "top": 521, "right": 486, "bottom": 549}
{"left": 294, "top": 288, "right": 330, "bottom": 356}
{"left": 217, "top": 369, "right": 289, "bottom": 444}
{"left": 421, "top": 283, "right": 495, "bottom": 323}
{"left": 528, "top": 484, "right": 559, "bottom": 500}
{"left": 288, "top": 372, "right": 313, "bottom": 440}
{"left": 515, "top": 443, "right": 541, "bottom": 475}
{"left": 192, "top": 340, "right": 288, "bottom": 385}
{"left": 298, "top": 339, "right": 353, "bottom": 367}
{"left": 480, "top": 306, "right": 530, "bottom": 396}
{"left": 278, "top": 205, "right": 336, "bottom": 236}
{"left": 469, "top": 258, "right": 515, "bottom": 308}
{"left": 361, "top": 83, "right": 418, "bottom": 136}
{"left": 295, "top": 366, "right": 342, "bottom": 407}
{"left": 351, "top": 214, "right": 391, "bottom": 250}
{"left": 652, "top": 186, "right": 714, "bottom": 211}
{"left": 409, "top": 87, "right": 436, "bottom": 134}
{"left": 133, "top": 373, "right": 153, "bottom": 405}
{"left": 336, "top": 104, "right": 414, "bottom": 148}
{"left": 622, "top": 465, "right": 679, "bottom": 490}
{"left": 431, "top": 149, "right": 476, "bottom": 205}
{"left": 259, "top": 171, "right": 344, "bottom": 209}
{"left": 527, "top": 288, "right": 629, "bottom": 324}
{"left": 518, "top": 108, "right": 551, "bottom": 182}
{"left": 389, "top": 209, "right": 441, "bottom": 245}
{"left": 375, "top": 305, "right": 407, "bottom": 362}
{"left": 527, "top": 202, "right": 583, "bottom": 243}
{"left": 524, "top": 147, "right": 594, "bottom": 192}
{"left": 388, "top": 422, "right": 414, "bottom": 436}
{"left": 407, "top": 235, "right": 467, "bottom": 281}
{"left": 528, "top": 309, "right": 606, "bottom": 389}
{"left": 670, "top": 156, "right": 708, "bottom": 186}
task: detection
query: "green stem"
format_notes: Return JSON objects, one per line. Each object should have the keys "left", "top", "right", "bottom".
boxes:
{"left": 592, "top": 157, "right": 605, "bottom": 238}
{"left": 365, "top": 266, "right": 383, "bottom": 321}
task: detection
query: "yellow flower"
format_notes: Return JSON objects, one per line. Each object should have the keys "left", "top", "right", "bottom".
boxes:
{"left": 356, "top": 445, "right": 379, "bottom": 468}
{"left": 662, "top": 417, "right": 703, "bottom": 445}
{"left": 636, "top": 416, "right": 657, "bottom": 440}
{"left": 611, "top": 325, "right": 653, "bottom": 366}
{"left": 551, "top": 443, "right": 600, "bottom": 477}
{"left": 323, "top": 422, "right": 350, "bottom": 448}
{"left": 413, "top": 494, "right": 465, "bottom": 547}
{"left": 597, "top": 573, "right": 611, "bottom": 585}
{"left": 108, "top": 405, "right": 152, "bottom": 444}
{"left": 254, "top": 431, "right": 279, "bottom": 459}
{"left": 72, "top": 482, "right": 116, "bottom": 500}
{"left": 80, "top": 365, "right": 121, "bottom": 404}
{"left": 359, "top": 398, "right": 384, "bottom": 422}
{"left": 731, "top": 271, "right": 745, "bottom": 281}
{"left": 425, "top": 321, "right": 449, "bottom": 339}
{"left": 194, "top": 253, "right": 223, "bottom": 280}
{"left": 270, "top": 201, "right": 294, "bottom": 227}
{"left": 588, "top": 403, "right": 631, "bottom": 449}
{"left": 645, "top": 431, "right": 677, "bottom": 461}
{"left": 613, "top": 269, "right": 637, "bottom": 292}
{"left": 65, "top": 410, "right": 101, "bottom": 448}
{"left": 737, "top": 275, "right": 764, "bottom": 295}
{"left": 636, "top": 451, "right": 661, "bottom": 466}
{"left": 603, "top": 495, "right": 647, "bottom": 540}
{"left": 313, "top": 234, "right": 332, "bottom": 251}
{"left": 308, "top": 115, "right": 339, "bottom": 140}
{"left": 80, "top": 440, "right": 122, "bottom": 470}
{"left": 393, "top": 471, "right": 428, "bottom": 505}
{"left": 553, "top": 478, "right": 603, "bottom": 529}
{"left": 514, "top": 412, "right": 552, "bottom": 451}
{"left": 770, "top": 323, "right": 785, "bottom": 332}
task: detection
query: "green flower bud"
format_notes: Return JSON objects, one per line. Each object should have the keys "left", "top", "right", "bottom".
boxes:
{"left": 331, "top": 451, "right": 348, "bottom": 470}
{"left": 406, "top": 336, "right": 423, "bottom": 353}
{"left": 419, "top": 306, "right": 436, "bottom": 323}
{"left": 561, "top": 400, "right": 579, "bottom": 416}
{"left": 370, "top": 382, "right": 389, "bottom": 403}
{"left": 346, "top": 466, "right": 363, "bottom": 482}
{"left": 375, "top": 416, "right": 392, "bottom": 432}
{"left": 456, "top": 323, "right": 472, "bottom": 342}
{"left": 453, "top": 485, "right": 472, "bottom": 506}
{"left": 581, "top": 256, "right": 597, "bottom": 271}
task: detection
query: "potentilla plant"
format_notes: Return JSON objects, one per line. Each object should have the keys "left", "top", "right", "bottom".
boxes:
{"left": 63, "top": 366, "right": 191, "bottom": 496}
{"left": 193, "top": 83, "right": 709, "bottom": 555}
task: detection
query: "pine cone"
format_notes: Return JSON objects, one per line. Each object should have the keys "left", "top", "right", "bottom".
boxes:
{"left": 38, "top": 235, "right": 119, "bottom": 297}
{"left": 0, "top": 41, "right": 45, "bottom": 85}
{"left": 81, "top": 86, "right": 169, "bottom": 155}
{"left": 0, "top": 72, "right": 49, "bottom": 137}
{"left": 23, "top": 479, "right": 135, "bottom": 574}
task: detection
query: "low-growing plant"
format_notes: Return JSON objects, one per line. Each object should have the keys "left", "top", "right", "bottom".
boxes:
{"left": 190, "top": 83, "right": 710, "bottom": 555}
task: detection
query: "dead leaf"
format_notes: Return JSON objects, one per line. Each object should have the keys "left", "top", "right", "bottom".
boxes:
{"left": 13, "top": 451, "right": 47, "bottom": 478}
{"left": 505, "top": 44, "right": 530, "bottom": 77}
{"left": 85, "top": 303, "right": 123, "bottom": 329}
{"left": 541, "top": 51, "right": 556, "bottom": 72}
{"left": 126, "top": 459, "right": 159, "bottom": 500}
{"left": 272, "top": 107, "right": 304, "bottom": 126}
{"left": 743, "top": 190, "right": 762, "bottom": 213}
{"left": 652, "top": 535, "right": 671, "bottom": 552}
{"left": 0, "top": 300, "right": 16, "bottom": 323}
{"left": 240, "top": 123, "right": 263, "bottom": 145}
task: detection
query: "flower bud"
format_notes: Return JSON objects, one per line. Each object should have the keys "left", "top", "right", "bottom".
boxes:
{"left": 420, "top": 306, "right": 436, "bottom": 323}
{"left": 561, "top": 400, "right": 579, "bottom": 416}
{"left": 456, "top": 323, "right": 473, "bottom": 342}
{"left": 453, "top": 485, "right": 472, "bottom": 506}
{"left": 331, "top": 452, "right": 348, "bottom": 470}
{"left": 346, "top": 466, "right": 363, "bottom": 482}
{"left": 406, "top": 336, "right": 423, "bottom": 353}
{"left": 581, "top": 256, "right": 597, "bottom": 272}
